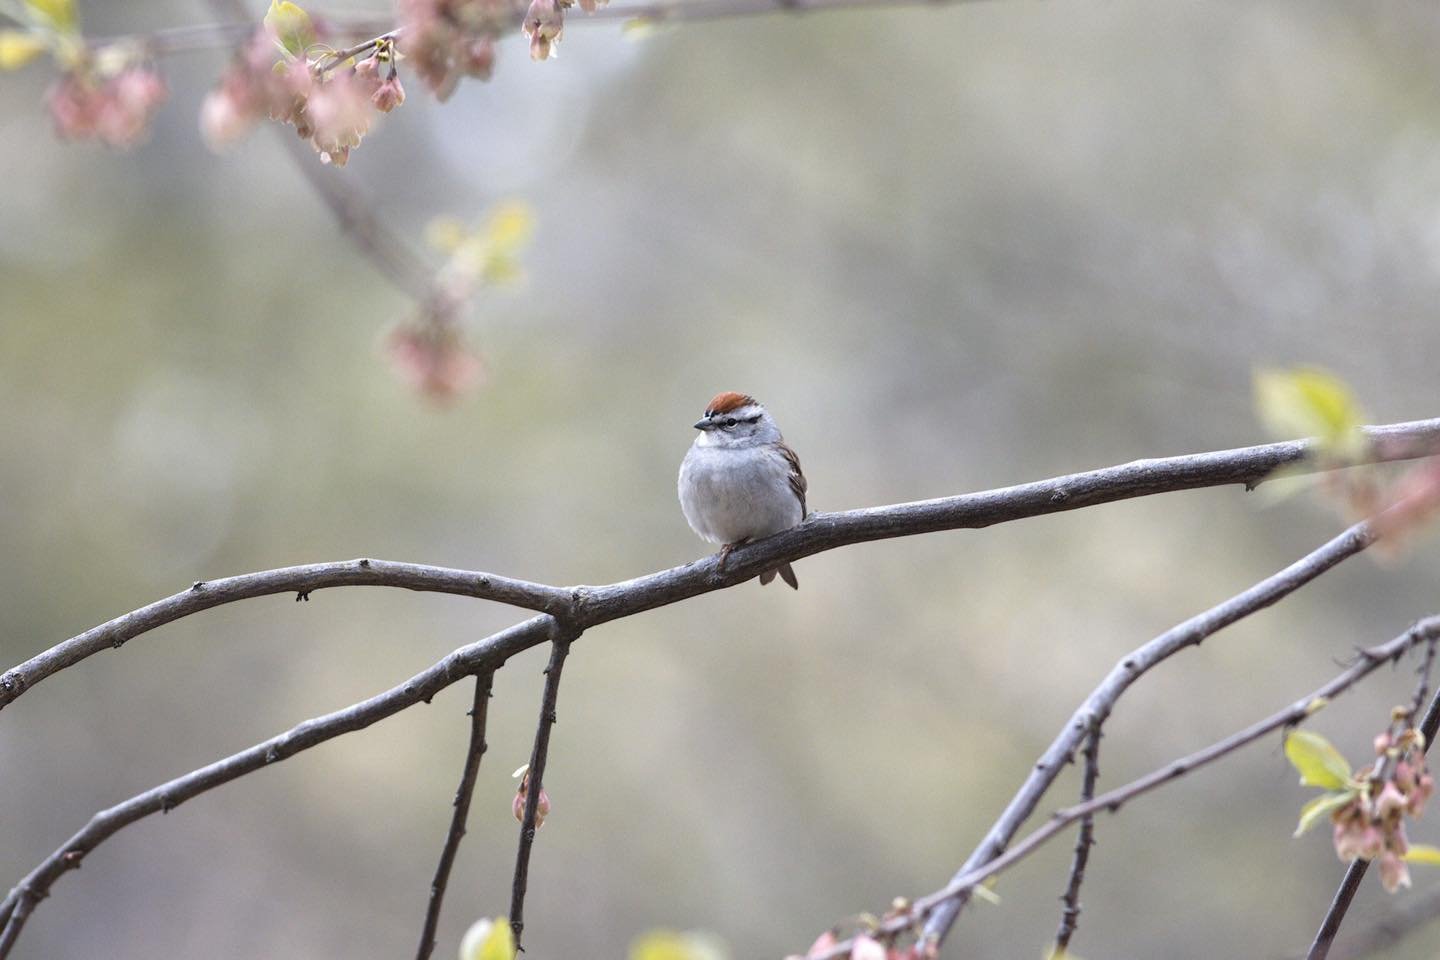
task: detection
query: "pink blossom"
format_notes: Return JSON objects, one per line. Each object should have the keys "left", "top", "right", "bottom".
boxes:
{"left": 523, "top": 0, "right": 564, "bottom": 61}
{"left": 371, "top": 74, "right": 406, "bottom": 113}
{"left": 849, "top": 935, "right": 885, "bottom": 960}
{"left": 1379, "top": 851, "right": 1412, "bottom": 892}
{"left": 1375, "top": 782, "right": 1407, "bottom": 820}
{"left": 386, "top": 322, "right": 484, "bottom": 403}
{"left": 510, "top": 766, "right": 552, "bottom": 828}
{"left": 804, "top": 932, "right": 838, "bottom": 959}
{"left": 305, "top": 74, "right": 372, "bottom": 165}
{"left": 49, "top": 65, "right": 168, "bottom": 148}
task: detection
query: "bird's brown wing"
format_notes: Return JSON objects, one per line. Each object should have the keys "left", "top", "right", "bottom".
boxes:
{"left": 777, "top": 441, "right": 808, "bottom": 517}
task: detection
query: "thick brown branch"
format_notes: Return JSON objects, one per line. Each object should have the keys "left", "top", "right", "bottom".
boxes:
{"left": 1304, "top": 662, "right": 1440, "bottom": 960}
{"left": 509, "top": 632, "right": 574, "bottom": 947}
{"left": 0, "top": 559, "right": 569, "bottom": 712}
{"left": 2, "top": 423, "right": 1439, "bottom": 955}
{"left": 6, "top": 420, "right": 1437, "bottom": 715}
{"left": 415, "top": 671, "right": 496, "bottom": 960}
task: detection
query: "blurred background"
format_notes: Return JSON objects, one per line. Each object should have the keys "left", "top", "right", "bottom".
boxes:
{"left": 3, "top": 1, "right": 1440, "bottom": 957}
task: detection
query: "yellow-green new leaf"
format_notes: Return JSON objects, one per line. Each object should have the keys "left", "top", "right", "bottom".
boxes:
{"left": 971, "top": 881, "right": 1002, "bottom": 905}
{"left": 1294, "top": 789, "right": 1355, "bottom": 837}
{"left": 1403, "top": 844, "right": 1440, "bottom": 866}
{"left": 629, "top": 930, "right": 728, "bottom": 960}
{"left": 23, "top": 0, "right": 76, "bottom": 31}
{"left": 264, "top": 0, "right": 316, "bottom": 58}
{"left": 0, "top": 31, "right": 46, "bottom": 70}
{"left": 1285, "top": 730, "right": 1352, "bottom": 790}
{"left": 482, "top": 202, "right": 535, "bottom": 256}
{"left": 1255, "top": 367, "right": 1368, "bottom": 461}
{"left": 458, "top": 918, "right": 516, "bottom": 960}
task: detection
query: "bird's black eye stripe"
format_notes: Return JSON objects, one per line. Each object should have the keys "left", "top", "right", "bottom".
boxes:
{"left": 744, "top": 415, "right": 761, "bottom": 424}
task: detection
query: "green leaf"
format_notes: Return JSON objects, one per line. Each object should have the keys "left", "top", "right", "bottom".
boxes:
{"left": 1294, "top": 789, "right": 1355, "bottom": 837}
{"left": 629, "top": 930, "right": 727, "bottom": 960}
{"left": 23, "top": 0, "right": 76, "bottom": 32}
{"left": 971, "top": 879, "right": 1001, "bottom": 905}
{"left": 458, "top": 918, "right": 515, "bottom": 960}
{"left": 481, "top": 202, "right": 534, "bottom": 256}
{"left": 1403, "top": 844, "right": 1440, "bottom": 865}
{"left": 263, "top": 0, "right": 316, "bottom": 58}
{"left": 1285, "top": 730, "right": 1352, "bottom": 790}
{"left": 621, "top": 17, "right": 658, "bottom": 37}
{"left": 1255, "top": 367, "right": 1368, "bottom": 461}
{"left": 0, "top": 31, "right": 46, "bottom": 70}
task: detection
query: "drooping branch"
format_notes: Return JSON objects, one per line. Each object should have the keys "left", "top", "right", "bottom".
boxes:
{"left": 0, "top": 560, "right": 570, "bottom": 711}
{"left": 6, "top": 418, "right": 1437, "bottom": 714}
{"left": 415, "top": 671, "right": 496, "bottom": 960}
{"left": 201, "top": 0, "right": 439, "bottom": 305}
{"left": 509, "top": 631, "right": 575, "bottom": 947}
{"left": 1304, "top": 646, "right": 1440, "bottom": 960}
{"left": 913, "top": 517, "right": 1385, "bottom": 951}
{"left": 1051, "top": 726, "right": 1101, "bottom": 954}
{"left": 0, "top": 616, "right": 549, "bottom": 956}
{"left": 812, "top": 616, "right": 1440, "bottom": 958}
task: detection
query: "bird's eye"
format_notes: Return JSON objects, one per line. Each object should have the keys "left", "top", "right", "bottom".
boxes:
{"left": 724, "top": 418, "right": 738, "bottom": 427}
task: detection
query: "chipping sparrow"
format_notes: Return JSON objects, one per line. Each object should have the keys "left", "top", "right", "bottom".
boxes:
{"left": 678, "top": 392, "right": 808, "bottom": 588}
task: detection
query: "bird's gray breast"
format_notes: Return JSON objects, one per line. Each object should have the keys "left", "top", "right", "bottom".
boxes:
{"left": 678, "top": 444, "right": 802, "bottom": 544}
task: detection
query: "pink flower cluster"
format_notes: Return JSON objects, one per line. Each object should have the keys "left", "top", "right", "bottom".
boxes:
{"left": 789, "top": 930, "right": 938, "bottom": 960}
{"left": 396, "top": 0, "right": 507, "bottom": 100}
{"left": 47, "top": 64, "right": 167, "bottom": 148}
{"left": 521, "top": 0, "right": 607, "bottom": 61}
{"left": 1332, "top": 727, "right": 1435, "bottom": 892}
{"left": 201, "top": 31, "right": 404, "bottom": 166}
{"left": 385, "top": 317, "right": 485, "bottom": 405}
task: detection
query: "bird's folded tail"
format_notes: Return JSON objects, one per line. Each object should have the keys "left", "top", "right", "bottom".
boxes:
{"left": 759, "top": 563, "right": 799, "bottom": 590}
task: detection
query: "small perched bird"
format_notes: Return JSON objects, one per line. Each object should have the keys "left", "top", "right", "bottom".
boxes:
{"left": 678, "top": 392, "right": 808, "bottom": 588}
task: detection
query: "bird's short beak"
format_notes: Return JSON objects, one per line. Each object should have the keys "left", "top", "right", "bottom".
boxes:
{"left": 693, "top": 418, "right": 713, "bottom": 431}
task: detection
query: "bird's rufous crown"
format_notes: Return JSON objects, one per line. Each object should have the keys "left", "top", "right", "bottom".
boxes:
{"left": 704, "top": 392, "right": 757, "bottom": 417}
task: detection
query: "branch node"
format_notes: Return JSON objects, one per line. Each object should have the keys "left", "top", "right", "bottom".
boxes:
{"left": 190, "top": 581, "right": 206, "bottom": 592}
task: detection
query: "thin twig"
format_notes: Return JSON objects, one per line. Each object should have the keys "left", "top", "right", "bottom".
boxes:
{"left": 1300, "top": 883, "right": 1440, "bottom": 960}
{"left": 1052, "top": 726, "right": 1101, "bottom": 954}
{"left": 913, "top": 518, "right": 1384, "bottom": 952}
{"left": 811, "top": 617, "right": 1440, "bottom": 959}
{"left": 0, "top": 616, "right": 547, "bottom": 956}
{"left": 7, "top": 420, "right": 1439, "bottom": 714}
{"left": 416, "top": 671, "right": 496, "bottom": 960}
{"left": 509, "top": 631, "right": 575, "bottom": 948}
{"left": 0, "top": 559, "right": 569, "bottom": 711}
{"left": 1304, "top": 665, "right": 1440, "bottom": 960}
{"left": 91, "top": 14, "right": 395, "bottom": 56}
